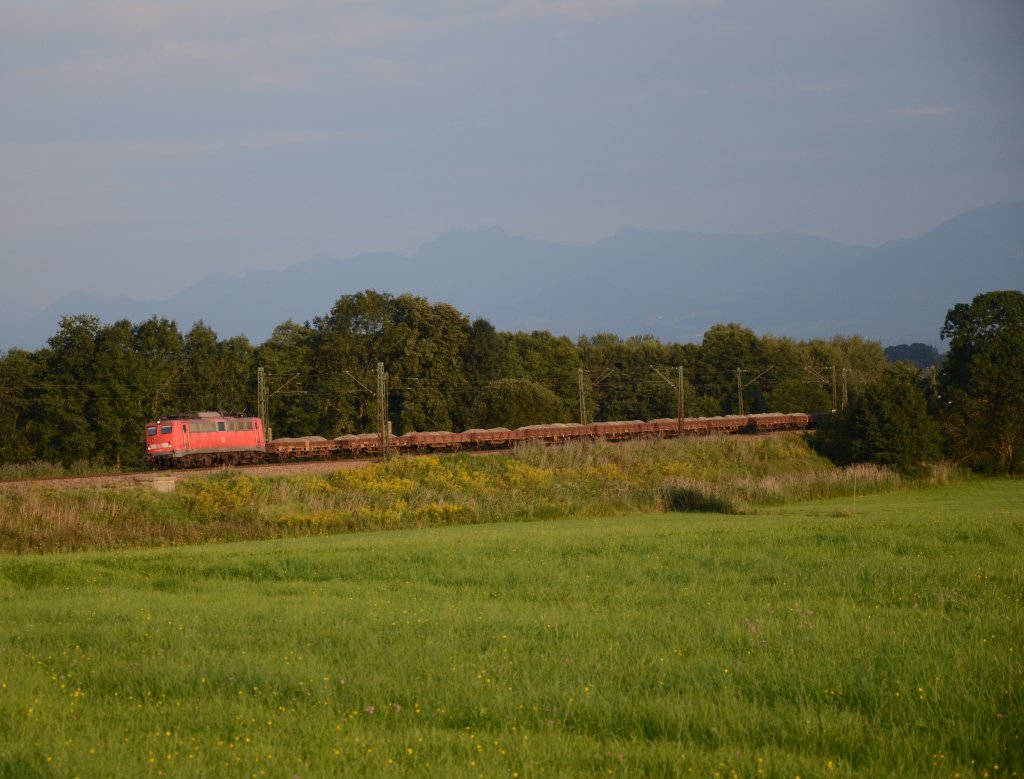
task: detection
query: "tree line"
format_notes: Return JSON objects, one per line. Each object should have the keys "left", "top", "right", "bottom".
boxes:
{"left": 1, "top": 289, "right": 1020, "bottom": 474}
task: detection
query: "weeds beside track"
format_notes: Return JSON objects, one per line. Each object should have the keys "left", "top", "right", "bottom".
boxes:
{"left": 0, "top": 435, "right": 951, "bottom": 554}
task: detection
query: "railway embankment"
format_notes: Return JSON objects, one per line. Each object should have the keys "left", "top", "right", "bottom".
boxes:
{"left": 0, "top": 434, "right": 953, "bottom": 555}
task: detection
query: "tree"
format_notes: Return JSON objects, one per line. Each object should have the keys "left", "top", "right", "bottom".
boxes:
{"left": 696, "top": 323, "right": 766, "bottom": 413}
{"left": 182, "top": 323, "right": 255, "bottom": 415}
{"left": 813, "top": 364, "right": 940, "bottom": 474}
{"left": 885, "top": 343, "right": 941, "bottom": 369}
{"left": 767, "top": 379, "right": 832, "bottom": 413}
{"left": 132, "top": 317, "right": 187, "bottom": 421}
{"left": 939, "top": 290, "right": 1024, "bottom": 473}
{"left": 312, "top": 291, "right": 469, "bottom": 435}
{"left": 385, "top": 295, "right": 468, "bottom": 434}
{"left": 472, "top": 378, "right": 568, "bottom": 429}
{"left": 578, "top": 333, "right": 679, "bottom": 423}
{"left": 850, "top": 364, "right": 941, "bottom": 473}
{"left": 0, "top": 348, "right": 42, "bottom": 463}
{"left": 803, "top": 335, "right": 888, "bottom": 403}
{"left": 35, "top": 314, "right": 103, "bottom": 465}
{"left": 459, "top": 318, "right": 517, "bottom": 430}
{"left": 256, "top": 321, "right": 320, "bottom": 439}
{"left": 90, "top": 319, "right": 149, "bottom": 467}
{"left": 505, "top": 331, "right": 581, "bottom": 413}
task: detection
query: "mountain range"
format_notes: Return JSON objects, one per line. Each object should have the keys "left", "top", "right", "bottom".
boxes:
{"left": 3, "top": 201, "right": 1022, "bottom": 351}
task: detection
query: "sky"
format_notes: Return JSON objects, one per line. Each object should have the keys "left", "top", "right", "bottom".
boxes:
{"left": 1, "top": 0, "right": 1022, "bottom": 307}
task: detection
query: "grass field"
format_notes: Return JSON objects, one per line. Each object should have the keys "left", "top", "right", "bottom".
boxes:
{"left": 1, "top": 478, "right": 1021, "bottom": 778}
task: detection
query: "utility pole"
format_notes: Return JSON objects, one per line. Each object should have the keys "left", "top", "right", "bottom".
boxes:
{"left": 678, "top": 365, "right": 685, "bottom": 428}
{"left": 577, "top": 368, "right": 613, "bottom": 427}
{"left": 651, "top": 365, "right": 685, "bottom": 434}
{"left": 578, "top": 368, "right": 587, "bottom": 426}
{"left": 805, "top": 365, "right": 836, "bottom": 413}
{"left": 257, "top": 366, "right": 270, "bottom": 440}
{"left": 831, "top": 365, "right": 838, "bottom": 413}
{"left": 737, "top": 366, "right": 775, "bottom": 416}
{"left": 841, "top": 368, "right": 849, "bottom": 410}
{"left": 377, "top": 362, "right": 390, "bottom": 459}
{"left": 258, "top": 369, "right": 305, "bottom": 442}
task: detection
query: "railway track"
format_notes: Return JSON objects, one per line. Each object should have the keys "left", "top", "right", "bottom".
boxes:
{"left": 0, "top": 457, "right": 376, "bottom": 491}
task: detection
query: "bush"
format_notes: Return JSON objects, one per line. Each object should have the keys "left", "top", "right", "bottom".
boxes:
{"left": 813, "top": 364, "right": 940, "bottom": 475}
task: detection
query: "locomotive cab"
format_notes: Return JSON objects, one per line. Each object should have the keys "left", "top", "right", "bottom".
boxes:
{"left": 144, "top": 421, "right": 182, "bottom": 466}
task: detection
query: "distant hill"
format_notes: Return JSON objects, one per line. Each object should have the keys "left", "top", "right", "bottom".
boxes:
{"left": 2, "top": 202, "right": 1022, "bottom": 351}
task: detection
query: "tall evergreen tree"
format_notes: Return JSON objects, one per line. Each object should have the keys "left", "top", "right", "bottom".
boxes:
{"left": 0, "top": 348, "right": 42, "bottom": 464}
{"left": 256, "top": 321, "right": 320, "bottom": 439}
{"left": 459, "top": 318, "right": 517, "bottom": 430}
{"left": 182, "top": 322, "right": 255, "bottom": 415}
{"left": 36, "top": 315, "right": 102, "bottom": 464}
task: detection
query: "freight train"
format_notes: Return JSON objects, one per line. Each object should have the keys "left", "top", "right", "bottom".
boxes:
{"left": 144, "top": 411, "right": 820, "bottom": 468}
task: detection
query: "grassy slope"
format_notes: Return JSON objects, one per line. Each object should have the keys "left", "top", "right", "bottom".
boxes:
{"left": 1, "top": 436, "right": 905, "bottom": 554}
{"left": 1, "top": 480, "right": 1021, "bottom": 778}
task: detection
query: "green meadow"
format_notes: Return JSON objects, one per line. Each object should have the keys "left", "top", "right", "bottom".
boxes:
{"left": 1, "top": 478, "right": 1021, "bottom": 778}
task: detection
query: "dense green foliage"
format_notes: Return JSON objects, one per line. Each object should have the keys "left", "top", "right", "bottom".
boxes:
{"left": 0, "top": 435, "right": 909, "bottom": 554}
{"left": 813, "top": 364, "right": 941, "bottom": 474}
{"left": 471, "top": 378, "right": 569, "bottom": 428}
{"left": 939, "top": 290, "right": 1024, "bottom": 474}
{"left": 4, "top": 288, "right": 1021, "bottom": 474}
{"left": 1, "top": 480, "right": 1021, "bottom": 778}
{"left": 0, "top": 292, "right": 891, "bottom": 468}
{"left": 884, "top": 342, "right": 942, "bottom": 369}
{"left": 0, "top": 315, "right": 254, "bottom": 469}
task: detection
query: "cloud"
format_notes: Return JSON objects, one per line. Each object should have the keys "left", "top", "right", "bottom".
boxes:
{"left": 497, "top": 0, "right": 714, "bottom": 23}
{"left": 0, "top": 0, "right": 472, "bottom": 47}
{"left": 0, "top": 130, "right": 359, "bottom": 167}
{"left": 890, "top": 106, "right": 960, "bottom": 118}
{"left": 0, "top": 1, "right": 470, "bottom": 92}
{"left": 1, "top": 0, "right": 303, "bottom": 41}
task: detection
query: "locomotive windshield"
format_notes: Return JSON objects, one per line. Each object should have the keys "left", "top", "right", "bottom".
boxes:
{"left": 146, "top": 426, "right": 156, "bottom": 436}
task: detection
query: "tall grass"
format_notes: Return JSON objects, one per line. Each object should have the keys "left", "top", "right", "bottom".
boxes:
{"left": 0, "top": 459, "right": 117, "bottom": 481}
{"left": 0, "top": 480, "right": 1021, "bottom": 777}
{"left": 1, "top": 435, "right": 959, "bottom": 554}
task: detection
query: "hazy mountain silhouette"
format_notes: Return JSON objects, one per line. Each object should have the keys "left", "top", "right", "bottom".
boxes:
{"left": 2, "top": 202, "right": 1022, "bottom": 350}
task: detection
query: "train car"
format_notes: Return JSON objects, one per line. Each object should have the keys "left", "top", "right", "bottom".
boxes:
{"left": 747, "top": 412, "right": 811, "bottom": 432}
{"left": 335, "top": 433, "right": 381, "bottom": 457}
{"left": 145, "top": 412, "right": 266, "bottom": 468}
{"left": 394, "top": 430, "right": 462, "bottom": 453}
{"left": 463, "top": 427, "right": 516, "bottom": 449}
{"left": 265, "top": 435, "right": 335, "bottom": 460}
{"left": 591, "top": 420, "right": 649, "bottom": 442}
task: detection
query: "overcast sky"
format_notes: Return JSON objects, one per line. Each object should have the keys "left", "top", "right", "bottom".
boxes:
{"left": 2, "top": 0, "right": 1022, "bottom": 306}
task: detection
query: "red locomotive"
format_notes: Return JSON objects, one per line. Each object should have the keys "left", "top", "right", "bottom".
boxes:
{"left": 144, "top": 412, "right": 266, "bottom": 468}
